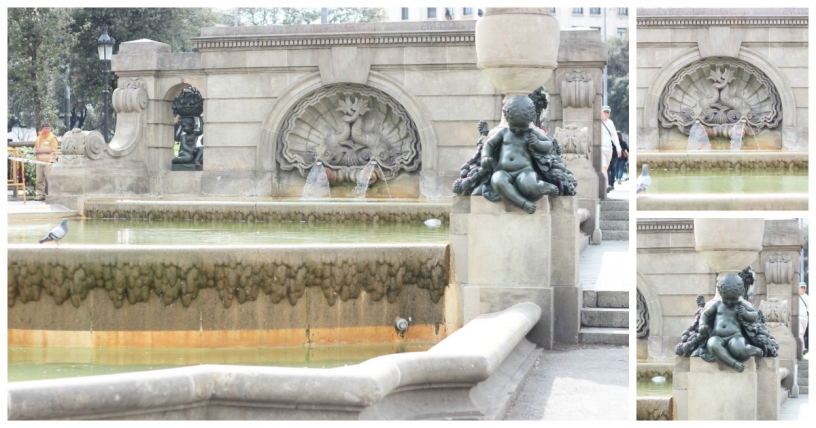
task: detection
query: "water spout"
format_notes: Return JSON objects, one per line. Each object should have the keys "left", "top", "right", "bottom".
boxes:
{"left": 730, "top": 119, "right": 746, "bottom": 151}
{"left": 352, "top": 162, "right": 377, "bottom": 200}
{"left": 301, "top": 162, "right": 331, "bottom": 200}
{"left": 687, "top": 120, "right": 711, "bottom": 151}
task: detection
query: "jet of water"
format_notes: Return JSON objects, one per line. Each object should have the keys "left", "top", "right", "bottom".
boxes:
{"left": 687, "top": 121, "right": 711, "bottom": 151}
{"left": 301, "top": 163, "right": 331, "bottom": 200}
{"left": 352, "top": 162, "right": 377, "bottom": 200}
{"left": 730, "top": 120, "right": 746, "bottom": 151}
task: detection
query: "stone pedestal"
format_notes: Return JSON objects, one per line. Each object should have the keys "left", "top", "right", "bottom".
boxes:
{"left": 676, "top": 356, "right": 780, "bottom": 420}
{"left": 452, "top": 195, "right": 583, "bottom": 349}
{"left": 688, "top": 357, "right": 757, "bottom": 420}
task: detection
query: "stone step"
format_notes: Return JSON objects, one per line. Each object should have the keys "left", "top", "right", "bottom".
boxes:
{"left": 583, "top": 290, "right": 629, "bottom": 308}
{"left": 600, "top": 200, "right": 629, "bottom": 212}
{"left": 800, "top": 377, "right": 809, "bottom": 387}
{"left": 601, "top": 230, "right": 629, "bottom": 241}
{"left": 600, "top": 220, "right": 629, "bottom": 231}
{"left": 600, "top": 211, "right": 629, "bottom": 221}
{"left": 581, "top": 307, "right": 628, "bottom": 328}
{"left": 800, "top": 359, "right": 809, "bottom": 369}
{"left": 579, "top": 327, "right": 629, "bottom": 345}
{"left": 801, "top": 386, "right": 808, "bottom": 394}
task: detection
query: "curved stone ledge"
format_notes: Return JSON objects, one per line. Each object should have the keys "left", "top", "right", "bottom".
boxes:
{"left": 637, "top": 194, "right": 808, "bottom": 211}
{"left": 637, "top": 152, "right": 808, "bottom": 171}
{"left": 83, "top": 200, "right": 451, "bottom": 224}
{"left": 7, "top": 244, "right": 449, "bottom": 309}
{"left": 8, "top": 303, "right": 542, "bottom": 420}
{"left": 637, "top": 397, "right": 673, "bottom": 421}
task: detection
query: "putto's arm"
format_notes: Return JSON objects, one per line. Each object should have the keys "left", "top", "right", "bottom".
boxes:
{"left": 737, "top": 302, "right": 759, "bottom": 321}
{"left": 527, "top": 128, "right": 553, "bottom": 154}
{"left": 699, "top": 302, "right": 717, "bottom": 335}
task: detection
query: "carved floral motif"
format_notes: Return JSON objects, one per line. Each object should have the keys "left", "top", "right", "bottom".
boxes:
{"left": 765, "top": 252, "right": 793, "bottom": 285}
{"left": 561, "top": 69, "right": 594, "bottom": 109}
{"left": 637, "top": 288, "right": 649, "bottom": 338}
{"left": 553, "top": 124, "right": 589, "bottom": 160}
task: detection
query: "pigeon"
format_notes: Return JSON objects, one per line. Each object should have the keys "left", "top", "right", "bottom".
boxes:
{"left": 636, "top": 164, "right": 651, "bottom": 195}
{"left": 39, "top": 218, "right": 69, "bottom": 245}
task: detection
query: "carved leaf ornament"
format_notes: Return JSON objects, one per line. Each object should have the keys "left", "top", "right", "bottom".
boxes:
{"left": 659, "top": 57, "right": 782, "bottom": 135}
{"left": 278, "top": 84, "right": 420, "bottom": 180}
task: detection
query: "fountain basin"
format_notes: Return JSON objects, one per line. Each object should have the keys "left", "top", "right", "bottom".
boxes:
{"left": 637, "top": 193, "right": 808, "bottom": 211}
{"left": 8, "top": 243, "right": 451, "bottom": 348}
{"left": 8, "top": 303, "right": 542, "bottom": 420}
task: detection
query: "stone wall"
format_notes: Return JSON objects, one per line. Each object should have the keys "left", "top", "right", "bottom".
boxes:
{"left": 637, "top": 8, "right": 808, "bottom": 151}
{"left": 49, "top": 20, "right": 609, "bottom": 218}
{"left": 636, "top": 218, "right": 805, "bottom": 370}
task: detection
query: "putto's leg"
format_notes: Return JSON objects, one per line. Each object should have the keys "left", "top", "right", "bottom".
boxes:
{"left": 516, "top": 169, "right": 558, "bottom": 201}
{"left": 728, "top": 336, "right": 764, "bottom": 361}
{"left": 707, "top": 336, "right": 743, "bottom": 371}
{"left": 491, "top": 170, "right": 535, "bottom": 213}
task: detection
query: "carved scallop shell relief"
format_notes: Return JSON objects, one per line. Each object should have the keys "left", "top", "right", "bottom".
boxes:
{"left": 278, "top": 84, "right": 421, "bottom": 181}
{"left": 658, "top": 57, "right": 782, "bottom": 135}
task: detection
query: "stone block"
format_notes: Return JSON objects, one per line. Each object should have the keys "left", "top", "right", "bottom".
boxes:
{"left": 206, "top": 73, "right": 288, "bottom": 99}
{"left": 245, "top": 50, "right": 288, "bottom": 68}
{"left": 780, "top": 67, "right": 808, "bottom": 89}
{"left": 405, "top": 70, "right": 496, "bottom": 96}
{"left": 419, "top": 95, "right": 500, "bottom": 122}
{"left": 637, "top": 47, "right": 672, "bottom": 68}
{"left": 756, "top": 357, "right": 780, "bottom": 420}
{"left": 581, "top": 308, "right": 628, "bottom": 328}
{"left": 769, "top": 46, "right": 809, "bottom": 68}
{"left": 451, "top": 195, "right": 471, "bottom": 213}
{"left": 446, "top": 46, "right": 478, "bottom": 64}
{"left": 466, "top": 197, "right": 551, "bottom": 287}
{"left": 663, "top": 316, "right": 700, "bottom": 338}
{"left": 205, "top": 99, "right": 274, "bottom": 123}
{"left": 204, "top": 122, "right": 262, "bottom": 148}
{"left": 688, "top": 357, "right": 757, "bottom": 420}
{"left": 553, "top": 285, "right": 581, "bottom": 344}
{"left": 450, "top": 234, "right": 468, "bottom": 284}
{"left": 156, "top": 53, "right": 201, "bottom": 71}
{"left": 636, "top": 252, "right": 710, "bottom": 275}
{"left": 550, "top": 196, "right": 579, "bottom": 288}
{"left": 405, "top": 46, "right": 447, "bottom": 64}
{"left": 597, "top": 290, "right": 628, "bottom": 308}
{"left": 202, "top": 147, "right": 256, "bottom": 171}
{"left": 583, "top": 290, "right": 597, "bottom": 307}
{"left": 433, "top": 121, "right": 485, "bottom": 147}
{"left": 199, "top": 171, "right": 255, "bottom": 196}
{"left": 449, "top": 212, "right": 468, "bottom": 236}
{"left": 156, "top": 171, "right": 200, "bottom": 195}
{"left": 201, "top": 50, "right": 247, "bottom": 69}
{"left": 462, "top": 285, "right": 553, "bottom": 349}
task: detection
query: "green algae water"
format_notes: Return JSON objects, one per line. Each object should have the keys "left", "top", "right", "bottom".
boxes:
{"left": 647, "top": 169, "right": 807, "bottom": 194}
{"left": 7, "top": 219, "right": 449, "bottom": 245}
{"left": 8, "top": 343, "right": 435, "bottom": 382}
{"left": 636, "top": 378, "right": 673, "bottom": 397}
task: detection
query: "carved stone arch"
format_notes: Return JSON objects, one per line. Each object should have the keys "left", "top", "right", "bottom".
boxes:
{"left": 258, "top": 71, "right": 439, "bottom": 181}
{"left": 637, "top": 271, "right": 663, "bottom": 338}
{"left": 644, "top": 46, "right": 797, "bottom": 131}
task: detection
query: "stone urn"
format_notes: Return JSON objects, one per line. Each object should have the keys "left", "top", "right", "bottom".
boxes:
{"left": 475, "top": 8, "right": 560, "bottom": 99}
{"left": 694, "top": 218, "right": 764, "bottom": 274}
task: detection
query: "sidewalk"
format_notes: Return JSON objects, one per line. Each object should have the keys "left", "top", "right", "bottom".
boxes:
{"left": 7, "top": 193, "right": 78, "bottom": 220}
{"left": 504, "top": 238, "right": 630, "bottom": 420}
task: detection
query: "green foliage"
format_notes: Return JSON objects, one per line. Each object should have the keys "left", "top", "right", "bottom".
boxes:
{"left": 8, "top": 8, "right": 73, "bottom": 132}
{"left": 606, "top": 35, "right": 629, "bottom": 134}
{"left": 15, "top": 147, "right": 39, "bottom": 193}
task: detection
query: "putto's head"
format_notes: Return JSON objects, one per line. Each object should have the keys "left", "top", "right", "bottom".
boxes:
{"left": 717, "top": 273, "right": 745, "bottom": 306}
{"left": 503, "top": 96, "right": 536, "bottom": 135}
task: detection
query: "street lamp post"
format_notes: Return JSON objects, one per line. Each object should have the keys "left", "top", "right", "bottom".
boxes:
{"left": 97, "top": 27, "right": 115, "bottom": 143}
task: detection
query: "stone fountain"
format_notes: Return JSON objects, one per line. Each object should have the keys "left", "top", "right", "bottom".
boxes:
{"left": 671, "top": 218, "right": 782, "bottom": 420}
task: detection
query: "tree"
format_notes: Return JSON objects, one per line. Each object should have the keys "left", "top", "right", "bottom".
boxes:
{"left": 61, "top": 8, "right": 220, "bottom": 138}
{"left": 606, "top": 35, "right": 629, "bottom": 134}
{"left": 224, "top": 7, "right": 386, "bottom": 26}
{"left": 8, "top": 8, "right": 73, "bottom": 132}
{"left": 327, "top": 8, "right": 387, "bottom": 23}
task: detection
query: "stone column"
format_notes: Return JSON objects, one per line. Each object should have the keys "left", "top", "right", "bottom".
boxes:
{"left": 550, "top": 196, "right": 582, "bottom": 343}
{"left": 456, "top": 196, "right": 555, "bottom": 349}
{"left": 550, "top": 29, "right": 608, "bottom": 227}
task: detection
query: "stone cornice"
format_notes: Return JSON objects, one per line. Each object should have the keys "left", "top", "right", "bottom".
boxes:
{"left": 191, "top": 30, "right": 476, "bottom": 51}
{"left": 637, "top": 16, "right": 808, "bottom": 28}
{"left": 637, "top": 219, "right": 694, "bottom": 233}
